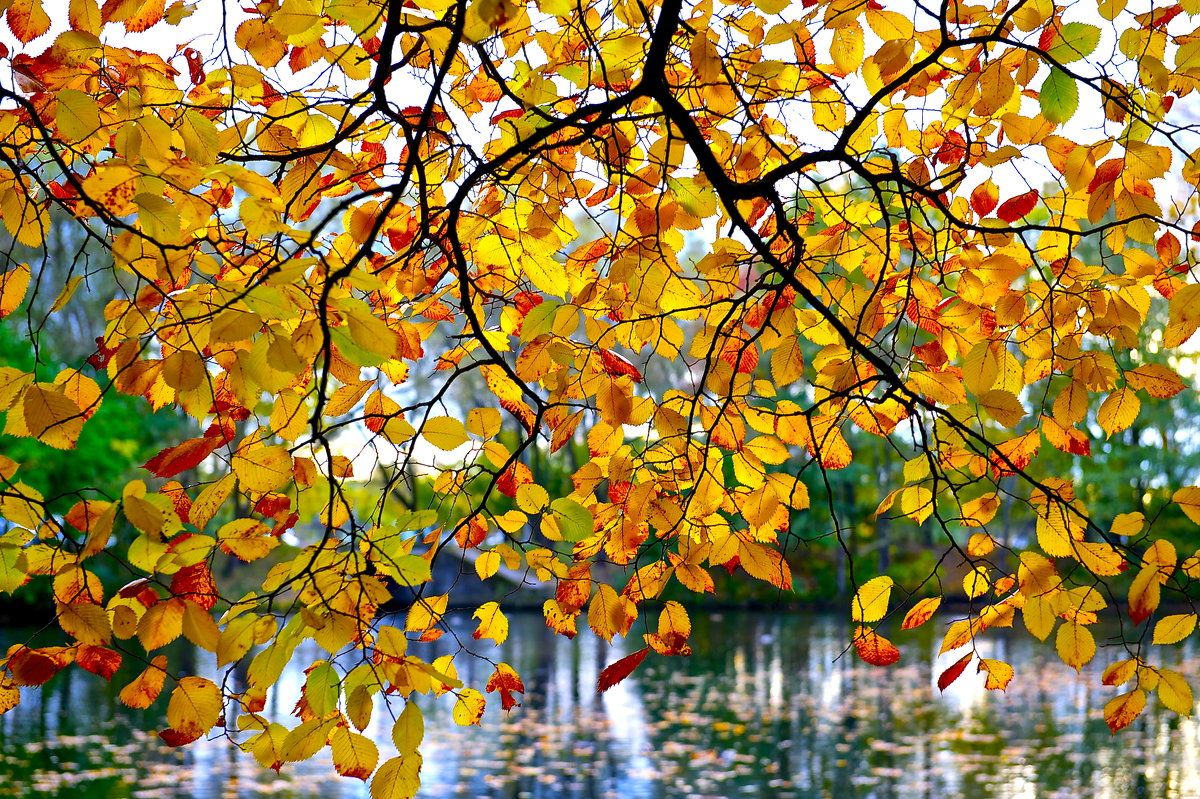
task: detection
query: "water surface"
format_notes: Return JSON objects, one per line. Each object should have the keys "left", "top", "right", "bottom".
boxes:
{"left": 1, "top": 610, "right": 1195, "bottom": 798}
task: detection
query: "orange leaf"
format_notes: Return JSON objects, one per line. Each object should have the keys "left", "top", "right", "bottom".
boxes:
{"left": 852, "top": 627, "right": 900, "bottom": 666}
{"left": 7, "top": 0, "right": 51, "bottom": 44}
{"left": 119, "top": 655, "right": 169, "bottom": 708}
{"left": 484, "top": 662, "right": 525, "bottom": 710}
{"left": 901, "top": 596, "right": 942, "bottom": 629}
{"left": 970, "top": 179, "right": 999, "bottom": 217}
{"left": 76, "top": 644, "right": 122, "bottom": 680}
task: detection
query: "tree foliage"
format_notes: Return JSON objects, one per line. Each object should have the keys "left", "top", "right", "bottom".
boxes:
{"left": 2, "top": 0, "right": 1200, "bottom": 786}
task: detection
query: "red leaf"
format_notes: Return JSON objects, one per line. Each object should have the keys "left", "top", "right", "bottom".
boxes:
{"left": 254, "top": 494, "right": 291, "bottom": 519}
{"left": 143, "top": 436, "right": 222, "bottom": 479}
{"left": 937, "top": 652, "right": 973, "bottom": 691}
{"left": 995, "top": 190, "right": 1039, "bottom": 222}
{"left": 514, "top": 291, "right": 543, "bottom": 315}
{"left": 490, "top": 108, "right": 524, "bottom": 124}
{"left": 158, "top": 727, "right": 201, "bottom": 747}
{"left": 9, "top": 646, "right": 71, "bottom": 686}
{"left": 600, "top": 349, "right": 643, "bottom": 383}
{"left": 597, "top": 647, "right": 651, "bottom": 693}
{"left": 117, "top": 578, "right": 160, "bottom": 607}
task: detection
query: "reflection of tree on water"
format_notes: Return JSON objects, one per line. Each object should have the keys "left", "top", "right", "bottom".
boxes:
{"left": 4, "top": 615, "right": 1200, "bottom": 798}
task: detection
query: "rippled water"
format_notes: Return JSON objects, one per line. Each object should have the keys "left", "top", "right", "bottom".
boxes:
{"left": 1, "top": 610, "right": 1196, "bottom": 798}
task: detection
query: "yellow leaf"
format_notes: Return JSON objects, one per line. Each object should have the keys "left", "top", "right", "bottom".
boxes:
{"left": 1173, "top": 486, "right": 1200, "bottom": 525}
{"left": 1110, "top": 512, "right": 1145, "bottom": 536}
{"left": 1157, "top": 668, "right": 1194, "bottom": 715}
{"left": 391, "top": 701, "right": 423, "bottom": 756}
{"left": 164, "top": 676, "right": 222, "bottom": 744}
{"left": 962, "top": 566, "right": 991, "bottom": 598}
{"left": 57, "top": 601, "right": 111, "bottom": 645}
{"left": 1105, "top": 688, "right": 1146, "bottom": 732}
{"left": 900, "top": 485, "right": 933, "bottom": 524}
{"left": 55, "top": 88, "right": 101, "bottom": 142}
{"left": 831, "top": 22, "right": 864, "bottom": 74}
{"left": 1023, "top": 595, "right": 1056, "bottom": 641}
{"left": 1125, "top": 363, "right": 1187, "bottom": 398}
{"left": 281, "top": 717, "right": 337, "bottom": 762}
{"left": 0, "top": 265, "right": 30, "bottom": 319}
{"left": 851, "top": 575, "right": 893, "bottom": 623}
{"left": 138, "top": 598, "right": 185, "bottom": 650}
{"left": 977, "top": 658, "right": 1014, "bottom": 690}
{"left": 1055, "top": 621, "right": 1095, "bottom": 672}
{"left": 1102, "top": 658, "right": 1138, "bottom": 686}
{"left": 966, "top": 532, "right": 995, "bottom": 557}
{"left": 451, "top": 687, "right": 485, "bottom": 726}
{"left": 1097, "top": 387, "right": 1140, "bottom": 437}
{"left": 217, "top": 519, "right": 279, "bottom": 562}
{"left": 422, "top": 416, "right": 468, "bottom": 451}
{"left": 330, "top": 727, "right": 379, "bottom": 780}
{"left": 471, "top": 601, "right": 509, "bottom": 645}
{"left": 22, "top": 384, "right": 83, "bottom": 449}
{"left": 232, "top": 445, "right": 293, "bottom": 494}
{"left": 960, "top": 494, "right": 1000, "bottom": 527}
{"left": 770, "top": 335, "right": 805, "bottom": 386}
{"left": 474, "top": 550, "right": 501, "bottom": 580}
{"left": 248, "top": 723, "right": 288, "bottom": 772}
{"left": 370, "top": 754, "right": 422, "bottom": 799}
{"left": 69, "top": 0, "right": 102, "bottom": 34}
{"left": 119, "top": 655, "right": 168, "bottom": 708}
{"left": 977, "top": 389, "right": 1024, "bottom": 429}
{"left": 178, "top": 109, "right": 219, "bottom": 166}
{"left": 901, "top": 596, "right": 941, "bottom": 629}
{"left": 466, "top": 407, "right": 502, "bottom": 439}
{"left": 1152, "top": 613, "right": 1197, "bottom": 645}
{"left": 406, "top": 593, "right": 449, "bottom": 635}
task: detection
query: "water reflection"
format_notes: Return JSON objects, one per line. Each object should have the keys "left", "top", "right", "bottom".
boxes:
{"left": 1, "top": 610, "right": 1196, "bottom": 798}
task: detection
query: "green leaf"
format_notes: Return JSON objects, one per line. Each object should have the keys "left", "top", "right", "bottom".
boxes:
{"left": 549, "top": 497, "right": 594, "bottom": 542}
{"left": 1040, "top": 68, "right": 1079, "bottom": 124}
{"left": 1048, "top": 22, "right": 1101, "bottom": 63}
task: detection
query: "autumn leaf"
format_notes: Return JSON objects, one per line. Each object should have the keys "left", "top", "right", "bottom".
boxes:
{"left": 451, "top": 688, "right": 486, "bottom": 726}
{"left": 3, "top": 0, "right": 1200, "bottom": 766}
{"left": 977, "top": 658, "right": 1014, "bottom": 691}
{"left": 901, "top": 597, "right": 942, "bottom": 629}
{"left": 1105, "top": 689, "right": 1146, "bottom": 733}
{"left": 1056, "top": 621, "right": 1096, "bottom": 672}
{"left": 0, "top": 265, "right": 30, "bottom": 319}
{"left": 1152, "top": 613, "right": 1197, "bottom": 645}
{"left": 852, "top": 627, "right": 900, "bottom": 667}
{"left": 331, "top": 727, "right": 380, "bottom": 780}
{"left": 995, "top": 190, "right": 1039, "bottom": 222}
{"left": 851, "top": 575, "right": 893, "bottom": 622}
{"left": 485, "top": 663, "right": 525, "bottom": 710}
{"left": 161, "top": 676, "right": 222, "bottom": 746}
{"left": 597, "top": 647, "right": 651, "bottom": 693}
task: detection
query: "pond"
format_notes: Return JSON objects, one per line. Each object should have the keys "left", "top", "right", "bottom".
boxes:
{"left": 1, "top": 609, "right": 1196, "bottom": 798}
